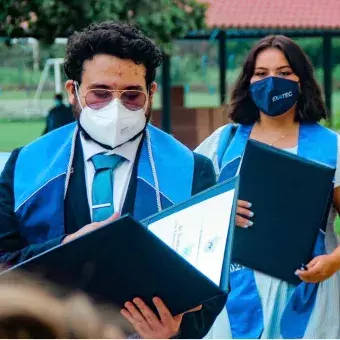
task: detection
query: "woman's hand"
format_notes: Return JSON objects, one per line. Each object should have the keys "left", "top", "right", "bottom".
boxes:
{"left": 295, "top": 254, "right": 340, "bottom": 283}
{"left": 236, "top": 200, "right": 254, "bottom": 228}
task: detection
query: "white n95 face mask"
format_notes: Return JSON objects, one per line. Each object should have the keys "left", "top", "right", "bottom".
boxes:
{"left": 79, "top": 98, "right": 147, "bottom": 149}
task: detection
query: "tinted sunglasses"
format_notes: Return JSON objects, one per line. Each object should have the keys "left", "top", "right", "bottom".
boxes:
{"left": 79, "top": 88, "right": 148, "bottom": 111}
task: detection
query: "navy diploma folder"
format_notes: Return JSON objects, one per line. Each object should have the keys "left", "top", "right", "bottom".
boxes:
{"left": 2, "top": 177, "right": 238, "bottom": 316}
{"left": 232, "top": 139, "right": 335, "bottom": 285}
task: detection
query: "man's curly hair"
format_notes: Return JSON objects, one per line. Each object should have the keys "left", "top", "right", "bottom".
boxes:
{"left": 64, "top": 21, "right": 164, "bottom": 89}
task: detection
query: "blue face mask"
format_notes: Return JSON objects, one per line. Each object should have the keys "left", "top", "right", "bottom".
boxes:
{"left": 249, "top": 76, "right": 299, "bottom": 117}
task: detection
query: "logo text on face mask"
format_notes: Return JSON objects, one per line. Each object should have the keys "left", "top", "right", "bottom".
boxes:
{"left": 272, "top": 91, "right": 293, "bottom": 102}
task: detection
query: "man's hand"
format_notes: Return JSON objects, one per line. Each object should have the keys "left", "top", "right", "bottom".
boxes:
{"left": 295, "top": 254, "right": 340, "bottom": 283}
{"left": 236, "top": 200, "right": 253, "bottom": 228}
{"left": 121, "top": 297, "right": 202, "bottom": 339}
{"left": 62, "top": 213, "right": 119, "bottom": 244}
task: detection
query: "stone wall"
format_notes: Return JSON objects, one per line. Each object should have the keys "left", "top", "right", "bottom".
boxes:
{"left": 151, "top": 86, "right": 227, "bottom": 149}
{"left": 151, "top": 106, "right": 227, "bottom": 150}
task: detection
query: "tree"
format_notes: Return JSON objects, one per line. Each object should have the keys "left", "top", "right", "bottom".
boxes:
{"left": 0, "top": 0, "right": 207, "bottom": 51}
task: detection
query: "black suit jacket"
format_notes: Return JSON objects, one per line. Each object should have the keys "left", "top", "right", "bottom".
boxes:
{"left": 0, "top": 137, "right": 226, "bottom": 338}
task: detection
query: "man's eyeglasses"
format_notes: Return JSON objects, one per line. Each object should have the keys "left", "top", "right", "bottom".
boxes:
{"left": 80, "top": 88, "right": 148, "bottom": 111}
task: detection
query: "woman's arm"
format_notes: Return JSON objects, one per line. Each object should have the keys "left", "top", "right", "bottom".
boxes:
{"left": 296, "top": 186, "right": 340, "bottom": 283}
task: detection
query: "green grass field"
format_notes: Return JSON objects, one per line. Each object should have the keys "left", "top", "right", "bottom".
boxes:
{"left": 0, "top": 120, "right": 45, "bottom": 151}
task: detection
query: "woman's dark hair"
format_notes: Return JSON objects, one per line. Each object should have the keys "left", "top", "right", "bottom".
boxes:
{"left": 64, "top": 21, "right": 164, "bottom": 89}
{"left": 228, "top": 35, "right": 327, "bottom": 124}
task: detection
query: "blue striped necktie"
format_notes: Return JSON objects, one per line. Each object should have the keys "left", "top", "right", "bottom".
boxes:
{"left": 91, "top": 154, "right": 123, "bottom": 222}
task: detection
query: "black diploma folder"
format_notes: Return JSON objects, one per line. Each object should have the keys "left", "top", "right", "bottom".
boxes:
{"left": 232, "top": 139, "right": 335, "bottom": 285}
{"left": 2, "top": 178, "right": 238, "bottom": 316}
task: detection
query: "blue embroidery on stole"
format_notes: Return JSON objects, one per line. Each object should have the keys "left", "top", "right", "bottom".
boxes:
{"left": 133, "top": 125, "right": 194, "bottom": 221}
{"left": 216, "top": 123, "right": 337, "bottom": 339}
{"left": 133, "top": 179, "right": 173, "bottom": 222}
{"left": 14, "top": 123, "right": 77, "bottom": 211}
{"left": 15, "top": 123, "right": 76, "bottom": 243}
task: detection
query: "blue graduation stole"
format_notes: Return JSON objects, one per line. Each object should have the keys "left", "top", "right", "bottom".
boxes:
{"left": 216, "top": 123, "right": 337, "bottom": 339}
{"left": 14, "top": 123, "right": 194, "bottom": 245}
{"left": 133, "top": 125, "right": 194, "bottom": 221}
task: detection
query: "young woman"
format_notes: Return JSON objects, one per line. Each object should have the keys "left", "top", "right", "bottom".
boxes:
{"left": 196, "top": 35, "right": 340, "bottom": 339}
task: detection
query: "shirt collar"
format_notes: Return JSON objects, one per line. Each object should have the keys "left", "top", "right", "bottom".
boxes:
{"left": 80, "top": 132, "right": 143, "bottom": 163}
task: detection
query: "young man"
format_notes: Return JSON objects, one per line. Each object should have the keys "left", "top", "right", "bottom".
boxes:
{"left": 0, "top": 22, "right": 225, "bottom": 338}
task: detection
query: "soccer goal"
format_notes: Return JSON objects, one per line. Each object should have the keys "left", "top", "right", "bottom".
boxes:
{"left": 34, "top": 58, "right": 64, "bottom": 104}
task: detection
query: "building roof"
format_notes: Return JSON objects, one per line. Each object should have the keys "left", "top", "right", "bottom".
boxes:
{"left": 203, "top": 0, "right": 340, "bottom": 30}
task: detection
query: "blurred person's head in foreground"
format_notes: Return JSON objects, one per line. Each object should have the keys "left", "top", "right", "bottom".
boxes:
{"left": 0, "top": 270, "right": 129, "bottom": 338}
{"left": 64, "top": 21, "right": 164, "bottom": 150}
